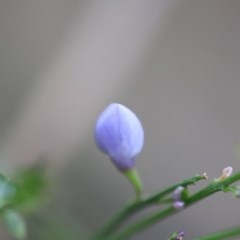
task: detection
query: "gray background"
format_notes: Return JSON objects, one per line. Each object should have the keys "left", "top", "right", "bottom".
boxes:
{"left": 0, "top": 0, "right": 240, "bottom": 239}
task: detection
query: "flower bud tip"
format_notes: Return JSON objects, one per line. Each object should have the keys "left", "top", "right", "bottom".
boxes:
{"left": 202, "top": 172, "right": 208, "bottom": 179}
{"left": 217, "top": 166, "right": 233, "bottom": 181}
{"left": 173, "top": 201, "right": 185, "bottom": 210}
{"left": 175, "top": 231, "right": 185, "bottom": 240}
{"left": 173, "top": 186, "right": 184, "bottom": 202}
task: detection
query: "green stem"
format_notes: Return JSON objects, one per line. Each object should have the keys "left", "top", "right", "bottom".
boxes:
{"left": 123, "top": 168, "right": 142, "bottom": 199}
{"left": 193, "top": 226, "right": 240, "bottom": 240}
{"left": 106, "top": 171, "right": 240, "bottom": 240}
{"left": 109, "top": 207, "right": 175, "bottom": 240}
{"left": 90, "top": 174, "right": 205, "bottom": 240}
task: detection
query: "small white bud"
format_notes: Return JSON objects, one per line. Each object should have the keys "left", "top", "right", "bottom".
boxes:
{"left": 217, "top": 166, "right": 233, "bottom": 181}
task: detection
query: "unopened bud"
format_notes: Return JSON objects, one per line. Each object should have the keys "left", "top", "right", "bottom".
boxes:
{"left": 175, "top": 231, "right": 185, "bottom": 240}
{"left": 202, "top": 172, "right": 208, "bottom": 179}
{"left": 95, "top": 103, "right": 144, "bottom": 171}
{"left": 173, "top": 201, "right": 185, "bottom": 210}
{"left": 173, "top": 186, "right": 184, "bottom": 202}
{"left": 217, "top": 166, "right": 233, "bottom": 181}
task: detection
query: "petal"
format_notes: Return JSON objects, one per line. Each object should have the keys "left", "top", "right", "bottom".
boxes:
{"left": 95, "top": 103, "right": 144, "bottom": 170}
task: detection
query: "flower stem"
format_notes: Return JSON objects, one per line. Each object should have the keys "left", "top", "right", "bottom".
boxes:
{"left": 108, "top": 207, "right": 175, "bottom": 240}
{"left": 89, "top": 174, "right": 205, "bottom": 240}
{"left": 193, "top": 226, "right": 240, "bottom": 240}
{"left": 123, "top": 168, "right": 142, "bottom": 199}
{"left": 106, "top": 171, "right": 240, "bottom": 240}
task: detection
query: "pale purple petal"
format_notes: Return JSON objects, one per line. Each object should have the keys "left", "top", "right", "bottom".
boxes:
{"left": 95, "top": 103, "right": 144, "bottom": 171}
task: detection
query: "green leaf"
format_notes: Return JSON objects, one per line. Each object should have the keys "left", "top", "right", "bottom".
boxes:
{"left": 2, "top": 209, "right": 26, "bottom": 239}
{"left": 13, "top": 162, "right": 48, "bottom": 211}
{"left": 0, "top": 173, "right": 18, "bottom": 208}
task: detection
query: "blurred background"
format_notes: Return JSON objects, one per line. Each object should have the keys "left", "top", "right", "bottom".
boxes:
{"left": 1, "top": 0, "right": 240, "bottom": 239}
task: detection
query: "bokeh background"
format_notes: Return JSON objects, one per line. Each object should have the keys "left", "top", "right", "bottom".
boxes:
{"left": 1, "top": 0, "right": 240, "bottom": 239}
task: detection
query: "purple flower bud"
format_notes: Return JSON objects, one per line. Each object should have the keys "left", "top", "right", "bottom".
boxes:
{"left": 169, "top": 231, "right": 185, "bottom": 240}
{"left": 95, "top": 103, "right": 144, "bottom": 171}
{"left": 173, "top": 186, "right": 185, "bottom": 210}
{"left": 173, "top": 186, "right": 184, "bottom": 202}
{"left": 173, "top": 201, "right": 185, "bottom": 210}
{"left": 175, "top": 231, "right": 185, "bottom": 240}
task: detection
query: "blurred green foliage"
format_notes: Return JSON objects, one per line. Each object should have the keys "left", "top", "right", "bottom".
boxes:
{"left": 0, "top": 162, "right": 48, "bottom": 239}
{"left": 13, "top": 163, "right": 47, "bottom": 211}
{"left": 0, "top": 172, "right": 25, "bottom": 239}
{"left": 2, "top": 209, "right": 26, "bottom": 239}
{"left": 0, "top": 173, "right": 18, "bottom": 209}
{"left": 0, "top": 162, "right": 88, "bottom": 240}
